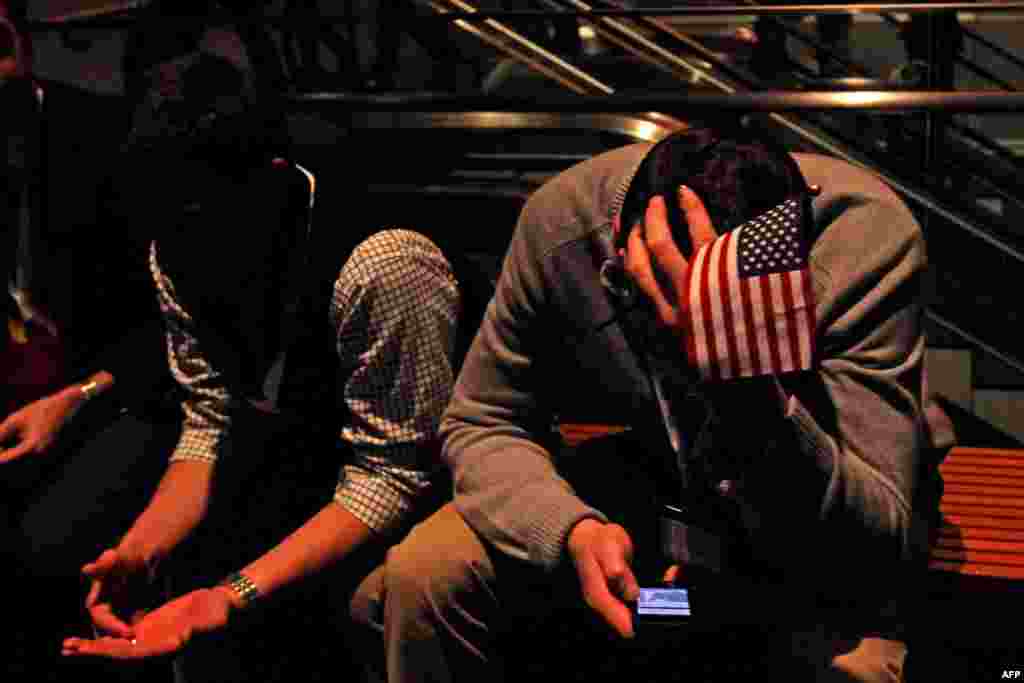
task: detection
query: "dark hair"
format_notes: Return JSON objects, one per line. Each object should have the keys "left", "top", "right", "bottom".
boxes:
{"left": 124, "top": 53, "right": 288, "bottom": 173}
{"left": 618, "top": 124, "right": 808, "bottom": 255}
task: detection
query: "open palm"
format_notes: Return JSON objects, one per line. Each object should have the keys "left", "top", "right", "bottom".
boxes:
{"left": 63, "top": 588, "right": 233, "bottom": 660}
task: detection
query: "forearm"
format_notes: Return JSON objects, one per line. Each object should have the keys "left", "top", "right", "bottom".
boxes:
{"left": 119, "top": 459, "right": 214, "bottom": 564}
{"left": 233, "top": 502, "right": 374, "bottom": 601}
{"left": 443, "top": 407, "right": 608, "bottom": 569}
{"left": 442, "top": 339, "right": 580, "bottom": 568}
{"left": 440, "top": 209, "right": 606, "bottom": 569}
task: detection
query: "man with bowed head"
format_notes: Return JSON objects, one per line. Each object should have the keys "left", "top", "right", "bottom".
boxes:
{"left": 350, "top": 123, "right": 927, "bottom": 682}
{"left": 58, "top": 49, "right": 462, "bottom": 682}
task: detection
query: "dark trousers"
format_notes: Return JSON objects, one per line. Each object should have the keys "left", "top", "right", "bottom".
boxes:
{"left": 3, "top": 402, "right": 180, "bottom": 681}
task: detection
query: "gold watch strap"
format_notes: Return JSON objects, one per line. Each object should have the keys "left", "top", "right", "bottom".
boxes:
{"left": 220, "top": 571, "right": 261, "bottom": 608}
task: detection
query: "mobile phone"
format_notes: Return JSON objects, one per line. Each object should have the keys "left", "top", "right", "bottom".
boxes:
{"left": 633, "top": 586, "right": 692, "bottom": 624}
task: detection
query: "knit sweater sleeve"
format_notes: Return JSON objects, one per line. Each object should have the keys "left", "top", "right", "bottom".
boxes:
{"left": 439, "top": 184, "right": 608, "bottom": 571}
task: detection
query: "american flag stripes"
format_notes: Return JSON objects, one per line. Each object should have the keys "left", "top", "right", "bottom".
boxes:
{"left": 684, "top": 198, "right": 816, "bottom": 381}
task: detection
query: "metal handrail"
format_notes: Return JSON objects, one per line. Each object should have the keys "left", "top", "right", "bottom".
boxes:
{"left": 738, "top": 0, "right": 875, "bottom": 79}
{"left": 927, "top": 311, "right": 1024, "bottom": 377}
{"left": 958, "top": 58, "right": 1016, "bottom": 92}
{"left": 580, "top": 0, "right": 760, "bottom": 90}
{"left": 877, "top": 12, "right": 1021, "bottom": 91}
{"left": 295, "top": 91, "right": 1024, "bottom": 267}
{"left": 950, "top": 119, "right": 1024, "bottom": 176}
{"left": 408, "top": 0, "right": 686, "bottom": 130}
{"left": 425, "top": 0, "right": 615, "bottom": 96}
{"left": 23, "top": 3, "right": 1024, "bottom": 30}
{"left": 292, "top": 91, "right": 1024, "bottom": 112}
{"left": 962, "top": 24, "right": 1024, "bottom": 77}
{"left": 566, "top": 0, "right": 1024, "bottom": 221}
{"left": 340, "top": 111, "right": 682, "bottom": 143}
{"left": 548, "top": 0, "right": 741, "bottom": 94}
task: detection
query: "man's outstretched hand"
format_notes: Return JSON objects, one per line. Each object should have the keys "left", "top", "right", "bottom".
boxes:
{"left": 567, "top": 518, "right": 640, "bottom": 639}
{"left": 82, "top": 546, "right": 160, "bottom": 639}
{"left": 63, "top": 588, "right": 236, "bottom": 660}
{"left": 0, "top": 389, "right": 83, "bottom": 463}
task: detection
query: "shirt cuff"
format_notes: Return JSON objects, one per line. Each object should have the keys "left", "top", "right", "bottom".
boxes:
{"left": 168, "top": 427, "right": 222, "bottom": 465}
{"left": 333, "top": 473, "right": 412, "bottom": 535}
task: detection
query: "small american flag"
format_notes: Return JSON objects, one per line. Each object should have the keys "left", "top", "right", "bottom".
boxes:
{"left": 684, "top": 197, "right": 816, "bottom": 382}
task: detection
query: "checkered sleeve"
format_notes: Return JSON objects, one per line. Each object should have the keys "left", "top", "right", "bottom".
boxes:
{"left": 330, "top": 230, "right": 459, "bottom": 534}
{"left": 149, "top": 242, "right": 231, "bottom": 465}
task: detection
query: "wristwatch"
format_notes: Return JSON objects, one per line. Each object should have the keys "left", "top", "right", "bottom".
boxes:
{"left": 219, "top": 571, "right": 261, "bottom": 608}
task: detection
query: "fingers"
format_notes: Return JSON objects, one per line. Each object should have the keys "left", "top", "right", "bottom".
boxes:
{"left": 0, "top": 441, "right": 30, "bottom": 463}
{"left": 623, "top": 189, "right": 722, "bottom": 333}
{"left": 662, "top": 564, "right": 681, "bottom": 585}
{"left": 607, "top": 563, "right": 640, "bottom": 607}
{"left": 571, "top": 523, "right": 637, "bottom": 639}
{"left": 82, "top": 549, "right": 119, "bottom": 581}
{"left": 625, "top": 215, "right": 678, "bottom": 328}
{"left": 576, "top": 551, "right": 635, "bottom": 639}
{"left": 82, "top": 549, "right": 135, "bottom": 637}
{"left": 677, "top": 185, "right": 718, "bottom": 251}
{"left": 642, "top": 194, "right": 691, "bottom": 295}
{"left": 85, "top": 578, "right": 103, "bottom": 608}
{"left": 62, "top": 636, "right": 149, "bottom": 660}
{"left": 601, "top": 524, "right": 639, "bottom": 604}
{"left": 0, "top": 414, "right": 15, "bottom": 441}
{"left": 88, "top": 603, "right": 135, "bottom": 638}
{"left": 0, "top": 414, "right": 29, "bottom": 463}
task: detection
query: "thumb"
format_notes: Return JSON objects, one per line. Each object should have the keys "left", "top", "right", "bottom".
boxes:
{"left": 608, "top": 562, "right": 641, "bottom": 604}
{"left": 83, "top": 548, "right": 120, "bottom": 577}
{"left": 0, "top": 414, "right": 16, "bottom": 441}
{"left": 0, "top": 441, "right": 31, "bottom": 463}
{"left": 620, "top": 564, "right": 640, "bottom": 603}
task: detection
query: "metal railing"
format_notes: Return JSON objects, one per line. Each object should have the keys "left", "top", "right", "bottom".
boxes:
{"left": 13, "top": 1, "right": 1024, "bottom": 374}
{"left": 22, "top": 3, "right": 1024, "bottom": 27}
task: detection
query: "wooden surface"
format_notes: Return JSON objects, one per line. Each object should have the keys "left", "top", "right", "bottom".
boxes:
{"left": 930, "top": 447, "right": 1024, "bottom": 580}
{"left": 558, "top": 426, "right": 1024, "bottom": 582}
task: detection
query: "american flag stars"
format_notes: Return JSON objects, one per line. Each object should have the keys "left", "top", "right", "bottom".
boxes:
{"left": 738, "top": 201, "right": 807, "bottom": 278}
{"left": 684, "top": 198, "right": 817, "bottom": 382}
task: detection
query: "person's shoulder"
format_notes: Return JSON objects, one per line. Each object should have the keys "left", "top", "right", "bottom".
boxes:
{"left": 794, "top": 153, "right": 904, "bottom": 202}
{"left": 341, "top": 229, "right": 454, "bottom": 286}
{"left": 796, "top": 152, "right": 923, "bottom": 249}
{"left": 795, "top": 154, "right": 926, "bottom": 306}
{"left": 518, "top": 143, "right": 652, "bottom": 251}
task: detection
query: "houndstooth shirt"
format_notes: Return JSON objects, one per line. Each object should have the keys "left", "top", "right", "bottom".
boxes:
{"left": 150, "top": 229, "right": 460, "bottom": 534}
